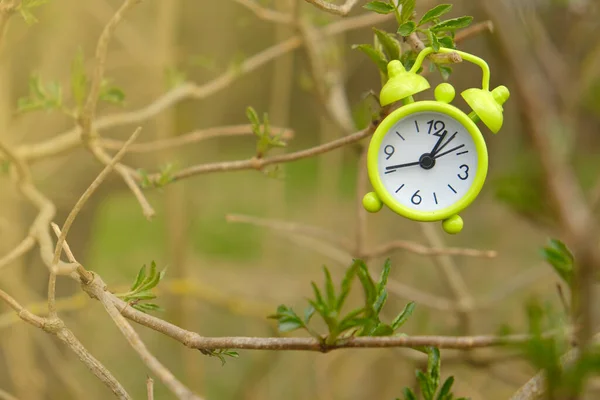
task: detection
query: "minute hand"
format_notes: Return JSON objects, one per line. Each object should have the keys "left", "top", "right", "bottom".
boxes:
{"left": 434, "top": 144, "right": 465, "bottom": 159}
{"left": 431, "top": 131, "right": 457, "bottom": 157}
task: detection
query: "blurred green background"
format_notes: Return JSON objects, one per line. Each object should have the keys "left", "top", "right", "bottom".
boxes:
{"left": 0, "top": 0, "right": 599, "bottom": 399}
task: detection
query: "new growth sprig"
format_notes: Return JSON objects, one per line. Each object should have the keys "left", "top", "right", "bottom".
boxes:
{"left": 268, "top": 259, "right": 416, "bottom": 346}
{"left": 356, "top": 1, "right": 473, "bottom": 80}
{"left": 115, "top": 261, "right": 166, "bottom": 314}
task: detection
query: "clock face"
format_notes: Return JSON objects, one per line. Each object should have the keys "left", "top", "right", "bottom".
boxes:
{"left": 377, "top": 111, "right": 479, "bottom": 213}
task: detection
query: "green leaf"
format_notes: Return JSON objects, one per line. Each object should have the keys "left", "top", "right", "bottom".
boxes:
{"left": 278, "top": 319, "right": 303, "bottom": 332}
{"left": 437, "top": 65, "right": 452, "bottom": 81}
{"left": 370, "top": 323, "right": 394, "bottom": 336}
{"left": 392, "top": 301, "right": 416, "bottom": 330}
{"left": 437, "top": 36, "right": 455, "bottom": 49}
{"left": 373, "top": 28, "right": 401, "bottom": 61}
{"left": 373, "top": 290, "right": 388, "bottom": 314}
{"left": 311, "top": 282, "right": 325, "bottom": 309}
{"left": 131, "top": 265, "right": 147, "bottom": 291}
{"left": 436, "top": 376, "right": 454, "bottom": 400}
{"left": 416, "top": 370, "right": 434, "bottom": 400}
{"left": 99, "top": 86, "right": 125, "bottom": 105}
{"left": 356, "top": 261, "right": 377, "bottom": 309}
{"left": 425, "top": 29, "right": 441, "bottom": 51}
{"left": 268, "top": 305, "right": 304, "bottom": 332}
{"left": 403, "top": 388, "right": 418, "bottom": 400}
{"left": 304, "top": 305, "right": 315, "bottom": 325}
{"left": 323, "top": 266, "right": 336, "bottom": 310}
{"left": 336, "top": 260, "right": 358, "bottom": 312}
{"left": 71, "top": 48, "right": 87, "bottom": 109}
{"left": 419, "top": 4, "right": 453, "bottom": 25}
{"left": 246, "top": 106, "right": 260, "bottom": 132}
{"left": 363, "top": 1, "right": 395, "bottom": 14}
{"left": 427, "top": 347, "right": 441, "bottom": 391}
{"left": 400, "top": 0, "right": 416, "bottom": 23}
{"left": 541, "top": 239, "right": 574, "bottom": 287}
{"left": 431, "top": 16, "right": 474, "bottom": 32}
{"left": 377, "top": 259, "right": 391, "bottom": 292}
{"left": 397, "top": 21, "right": 416, "bottom": 36}
{"left": 352, "top": 44, "right": 388, "bottom": 74}
{"left": 127, "top": 290, "right": 157, "bottom": 301}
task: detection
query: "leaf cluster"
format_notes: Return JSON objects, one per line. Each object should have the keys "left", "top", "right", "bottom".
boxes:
{"left": 541, "top": 238, "right": 574, "bottom": 289}
{"left": 115, "top": 261, "right": 166, "bottom": 314}
{"left": 357, "top": 2, "right": 473, "bottom": 80}
{"left": 399, "top": 348, "right": 468, "bottom": 400}
{"left": 198, "top": 348, "right": 239, "bottom": 366}
{"left": 246, "top": 107, "right": 287, "bottom": 158}
{"left": 268, "top": 259, "right": 415, "bottom": 345}
{"left": 138, "top": 164, "right": 175, "bottom": 189}
{"left": 17, "top": 49, "right": 125, "bottom": 116}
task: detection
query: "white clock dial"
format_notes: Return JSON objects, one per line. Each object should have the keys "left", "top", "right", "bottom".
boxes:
{"left": 377, "top": 111, "right": 478, "bottom": 212}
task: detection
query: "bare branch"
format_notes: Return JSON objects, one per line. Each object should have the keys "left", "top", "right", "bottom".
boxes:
{"left": 226, "top": 214, "right": 353, "bottom": 251}
{"left": 100, "top": 124, "right": 294, "bottom": 153}
{"left": 146, "top": 377, "right": 154, "bottom": 400}
{"left": 420, "top": 223, "right": 475, "bottom": 332}
{"left": 454, "top": 20, "right": 494, "bottom": 42}
{"left": 79, "top": 0, "right": 140, "bottom": 141}
{"left": 303, "top": 0, "right": 359, "bottom": 16}
{"left": 0, "top": 288, "right": 130, "bottom": 399}
{"left": 49, "top": 128, "right": 141, "bottom": 316}
{"left": 148, "top": 126, "right": 374, "bottom": 183}
{"left": 0, "top": 236, "right": 35, "bottom": 271}
{"left": 365, "top": 239, "right": 497, "bottom": 259}
{"left": 16, "top": 12, "right": 389, "bottom": 164}
{"left": 97, "top": 290, "right": 203, "bottom": 400}
{"left": 233, "top": 0, "right": 293, "bottom": 23}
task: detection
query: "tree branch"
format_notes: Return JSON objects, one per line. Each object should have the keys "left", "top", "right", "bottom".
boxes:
{"left": 15, "top": 12, "right": 390, "bottom": 164}
{"left": 303, "top": 0, "right": 359, "bottom": 16}
{"left": 146, "top": 126, "right": 374, "bottom": 183}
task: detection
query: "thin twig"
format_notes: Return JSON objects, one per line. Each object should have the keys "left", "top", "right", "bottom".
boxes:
{"left": 303, "top": 0, "right": 359, "bottom": 16}
{"left": 48, "top": 128, "right": 141, "bottom": 316}
{"left": 51, "top": 128, "right": 141, "bottom": 270}
{"left": 79, "top": 0, "right": 139, "bottom": 141}
{"left": 454, "top": 20, "right": 494, "bottom": 42}
{"left": 0, "top": 236, "right": 35, "bottom": 270}
{"left": 233, "top": 0, "right": 293, "bottom": 23}
{"left": 226, "top": 214, "right": 353, "bottom": 251}
{"left": 148, "top": 126, "right": 374, "bottom": 183}
{"left": 146, "top": 376, "right": 154, "bottom": 400}
{"left": 15, "top": 12, "right": 390, "bottom": 164}
{"left": 99, "top": 124, "right": 294, "bottom": 153}
{"left": 366, "top": 239, "right": 497, "bottom": 259}
{"left": 97, "top": 291, "right": 203, "bottom": 400}
{"left": 0, "top": 288, "right": 131, "bottom": 399}
{"left": 420, "top": 223, "right": 475, "bottom": 332}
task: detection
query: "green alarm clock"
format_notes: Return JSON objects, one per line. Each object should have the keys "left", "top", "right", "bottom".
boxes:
{"left": 362, "top": 47, "right": 510, "bottom": 234}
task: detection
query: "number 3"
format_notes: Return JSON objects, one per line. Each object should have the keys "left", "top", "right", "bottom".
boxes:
{"left": 458, "top": 165, "right": 469, "bottom": 180}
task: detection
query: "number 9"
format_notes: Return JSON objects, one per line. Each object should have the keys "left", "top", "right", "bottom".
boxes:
{"left": 384, "top": 145, "right": 395, "bottom": 160}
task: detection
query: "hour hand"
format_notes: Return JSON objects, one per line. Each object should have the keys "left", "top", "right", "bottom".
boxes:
{"left": 385, "top": 160, "right": 421, "bottom": 171}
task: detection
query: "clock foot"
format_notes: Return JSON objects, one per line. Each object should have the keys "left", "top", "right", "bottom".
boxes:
{"left": 442, "top": 215, "right": 463, "bottom": 234}
{"left": 363, "top": 192, "right": 383, "bottom": 213}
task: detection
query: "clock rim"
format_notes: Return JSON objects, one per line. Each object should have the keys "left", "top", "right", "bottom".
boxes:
{"left": 367, "top": 101, "right": 489, "bottom": 222}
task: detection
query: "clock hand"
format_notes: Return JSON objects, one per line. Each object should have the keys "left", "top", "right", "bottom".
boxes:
{"left": 431, "top": 131, "right": 458, "bottom": 157}
{"left": 385, "top": 160, "right": 421, "bottom": 171}
{"left": 434, "top": 144, "right": 465, "bottom": 159}
{"left": 429, "top": 130, "right": 448, "bottom": 155}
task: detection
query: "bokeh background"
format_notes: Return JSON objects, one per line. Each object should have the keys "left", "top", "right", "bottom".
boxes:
{"left": 0, "top": 0, "right": 599, "bottom": 399}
